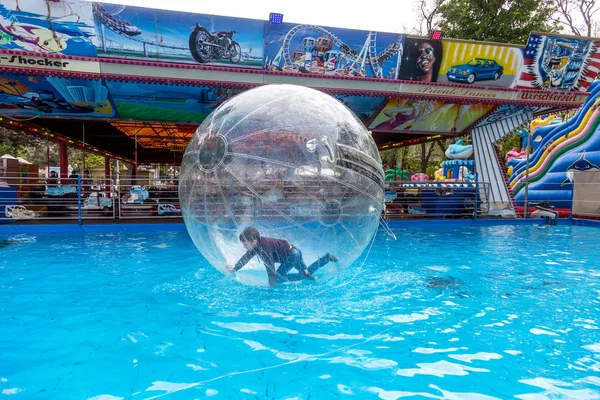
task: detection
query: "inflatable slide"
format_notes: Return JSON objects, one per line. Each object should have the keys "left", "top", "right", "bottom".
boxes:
{"left": 508, "top": 81, "right": 600, "bottom": 209}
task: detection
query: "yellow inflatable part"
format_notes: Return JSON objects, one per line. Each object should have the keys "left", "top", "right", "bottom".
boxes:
{"left": 530, "top": 114, "right": 557, "bottom": 134}
{"left": 507, "top": 166, "right": 513, "bottom": 176}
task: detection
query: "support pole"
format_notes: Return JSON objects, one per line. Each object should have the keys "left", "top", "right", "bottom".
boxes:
{"left": 82, "top": 123, "right": 86, "bottom": 177}
{"left": 59, "top": 141, "right": 68, "bottom": 184}
{"left": 134, "top": 130, "right": 138, "bottom": 185}
{"left": 523, "top": 129, "right": 532, "bottom": 218}
{"left": 77, "top": 174, "right": 82, "bottom": 224}
{"left": 474, "top": 173, "right": 479, "bottom": 220}
{"left": 46, "top": 134, "right": 50, "bottom": 178}
{"left": 105, "top": 156, "right": 111, "bottom": 197}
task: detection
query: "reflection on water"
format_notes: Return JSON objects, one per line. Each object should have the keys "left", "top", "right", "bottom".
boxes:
{"left": 0, "top": 225, "right": 599, "bottom": 399}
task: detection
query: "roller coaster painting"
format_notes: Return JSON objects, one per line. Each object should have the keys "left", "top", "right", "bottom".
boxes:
{"left": 264, "top": 24, "right": 403, "bottom": 78}
{"left": 92, "top": 3, "right": 263, "bottom": 67}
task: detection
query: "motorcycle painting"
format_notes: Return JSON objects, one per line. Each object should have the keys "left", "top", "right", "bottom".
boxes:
{"left": 92, "top": 3, "right": 263, "bottom": 68}
{"left": 189, "top": 24, "right": 241, "bottom": 64}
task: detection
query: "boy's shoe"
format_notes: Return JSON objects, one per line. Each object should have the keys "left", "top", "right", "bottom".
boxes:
{"left": 326, "top": 253, "right": 339, "bottom": 263}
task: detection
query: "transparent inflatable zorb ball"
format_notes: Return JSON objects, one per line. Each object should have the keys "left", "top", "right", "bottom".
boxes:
{"left": 179, "top": 84, "right": 384, "bottom": 286}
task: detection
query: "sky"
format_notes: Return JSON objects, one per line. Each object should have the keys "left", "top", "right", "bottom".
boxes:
{"left": 90, "top": 0, "right": 422, "bottom": 34}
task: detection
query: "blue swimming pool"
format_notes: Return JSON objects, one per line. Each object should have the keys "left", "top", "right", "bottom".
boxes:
{"left": 1, "top": 223, "right": 600, "bottom": 399}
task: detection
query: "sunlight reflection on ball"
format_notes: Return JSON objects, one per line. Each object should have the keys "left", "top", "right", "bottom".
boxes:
{"left": 179, "top": 84, "right": 384, "bottom": 286}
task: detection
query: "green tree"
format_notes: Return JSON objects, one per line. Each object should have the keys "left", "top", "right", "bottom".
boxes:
{"left": 438, "top": 0, "right": 561, "bottom": 44}
{"left": 496, "top": 132, "right": 523, "bottom": 160}
{"left": 68, "top": 148, "right": 106, "bottom": 176}
{"left": 0, "top": 127, "right": 112, "bottom": 177}
{"left": 0, "top": 127, "right": 60, "bottom": 167}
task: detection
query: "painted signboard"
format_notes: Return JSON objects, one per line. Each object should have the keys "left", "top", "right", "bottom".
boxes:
{"left": 397, "top": 38, "right": 443, "bottom": 82}
{"left": 517, "top": 33, "right": 600, "bottom": 92}
{"left": 437, "top": 39, "right": 523, "bottom": 88}
{"left": 104, "top": 80, "right": 243, "bottom": 122}
{"left": 0, "top": 73, "right": 115, "bottom": 117}
{"left": 264, "top": 23, "right": 402, "bottom": 78}
{"left": 368, "top": 98, "right": 494, "bottom": 133}
{"left": 104, "top": 80, "right": 386, "bottom": 123}
{"left": 0, "top": 1, "right": 96, "bottom": 56}
{"left": 93, "top": 2, "right": 264, "bottom": 68}
{"left": 475, "top": 105, "right": 533, "bottom": 125}
{"left": 396, "top": 83, "right": 589, "bottom": 105}
{"left": 332, "top": 94, "right": 386, "bottom": 122}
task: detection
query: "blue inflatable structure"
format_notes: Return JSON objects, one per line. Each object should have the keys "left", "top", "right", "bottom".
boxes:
{"left": 508, "top": 81, "right": 600, "bottom": 209}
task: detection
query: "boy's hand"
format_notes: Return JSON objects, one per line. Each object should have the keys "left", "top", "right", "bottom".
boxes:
{"left": 225, "top": 264, "right": 234, "bottom": 273}
{"left": 302, "top": 269, "right": 317, "bottom": 281}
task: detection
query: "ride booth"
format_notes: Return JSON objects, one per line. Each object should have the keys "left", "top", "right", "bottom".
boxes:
{"left": 420, "top": 160, "right": 477, "bottom": 217}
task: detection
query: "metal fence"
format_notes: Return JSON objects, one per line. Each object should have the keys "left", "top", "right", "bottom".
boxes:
{"left": 0, "top": 176, "right": 523, "bottom": 224}
{"left": 0, "top": 176, "right": 116, "bottom": 222}
{"left": 383, "top": 181, "right": 490, "bottom": 219}
{"left": 116, "top": 178, "right": 181, "bottom": 220}
{"left": 0, "top": 177, "right": 182, "bottom": 223}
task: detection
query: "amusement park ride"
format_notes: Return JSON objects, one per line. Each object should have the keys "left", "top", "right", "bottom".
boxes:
{"left": 1, "top": 0, "right": 600, "bottom": 215}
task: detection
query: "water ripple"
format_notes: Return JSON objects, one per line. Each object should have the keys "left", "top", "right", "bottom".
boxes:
{"left": 2, "top": 225, "right": 600, "bottom": 398}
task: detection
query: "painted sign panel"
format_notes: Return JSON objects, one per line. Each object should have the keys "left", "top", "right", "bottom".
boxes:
{"left": 331, "top": 94, "right": 386, "bottom": 122}
{"left": 368, "top": 98, "right": 494, "bottom": 133}
{"left": 105, "top": 80, "right": 386, "bottom": 124}
{"left": 397, "top": 38, "right": 443, "bottom": 82}
{"left": 93, "top": 2, "right": 263, "bottom": 68}
{"left": 397, "top": 83, "right": 589, "bottom": 105}
{"left": 517, "top": 33, "right": 600, "bottom": 92}
{"left": 104, "top": 80, "right": 244, "bottom": 122}
{"left": 438, "top": 40, "right": 523, "bottom": 88}
{"left": 0, "top": 53, "right": 101, "bottom": 74}
{"left": 475, "top": 105, "right": 533, "bottom": 125}
{"left": 264, "top": 23, "right": 402, "bottom": 78}
{"left": 0, "top": 73, "right": 115, "bottom": 117}
{"left": 0, "top": 1, "right": 96, "bottom": 56}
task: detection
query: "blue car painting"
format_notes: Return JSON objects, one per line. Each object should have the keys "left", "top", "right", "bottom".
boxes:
{"left": 446, "top": 58, "right": 504, "bottom": 84}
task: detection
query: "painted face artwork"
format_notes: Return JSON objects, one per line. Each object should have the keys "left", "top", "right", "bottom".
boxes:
{"left": 417, "top": 42, "right": 435, "bottom": 73}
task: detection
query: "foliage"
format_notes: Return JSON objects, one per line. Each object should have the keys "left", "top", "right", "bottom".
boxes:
{"left": 415, "top": 0, "right": 449, "bottom": 35}
{"left": 0, "top": 127, "right": 59, "bottom": 167}
{"left": 555, "top": 0, "right": 600, "bottom": 37}
{"left": 379, "top": 139, "right": 451, "bottom": 178}
{"left": 0, "top": 127, "right": 110, "bottom": 177}
{"left": 437, "top": 0, "right": 562, "bottom": 44}
{"left": 67, "top": 148, "right": 106, "bottom": 176}
{"left": 496, "top": 132, "right": 523, "bottom": 159}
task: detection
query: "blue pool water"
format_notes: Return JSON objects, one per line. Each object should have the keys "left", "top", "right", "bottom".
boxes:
{"left": 1, "top": 224, "right": 600, "bottom": 399}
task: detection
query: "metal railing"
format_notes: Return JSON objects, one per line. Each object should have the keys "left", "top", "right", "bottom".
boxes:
{"left": 0, "top": 176, "right": 115, "bottom": 223}
{"left": 116, "top": 178, "right": 181, "bottom": 220}
{"left": 0, "top": 176, "right": 500, "bottom": 224}
{"left": 383, "top": 180, "right": 491, "bottom": 219}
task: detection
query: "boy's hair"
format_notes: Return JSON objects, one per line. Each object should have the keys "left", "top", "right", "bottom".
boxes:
{"left": 239, "top": 227, "right": 260, "bottom": 243}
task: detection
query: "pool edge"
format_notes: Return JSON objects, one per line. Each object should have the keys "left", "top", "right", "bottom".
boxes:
{"left": 0, "top": 222, "right": 188, "bottom": 235}
{"left": 1, "top": 218, "right": 597, "bottom": 235}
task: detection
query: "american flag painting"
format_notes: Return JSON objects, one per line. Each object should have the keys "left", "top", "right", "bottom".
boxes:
{"left": 516, "top": 33, "right": 600, "bottom": 92}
